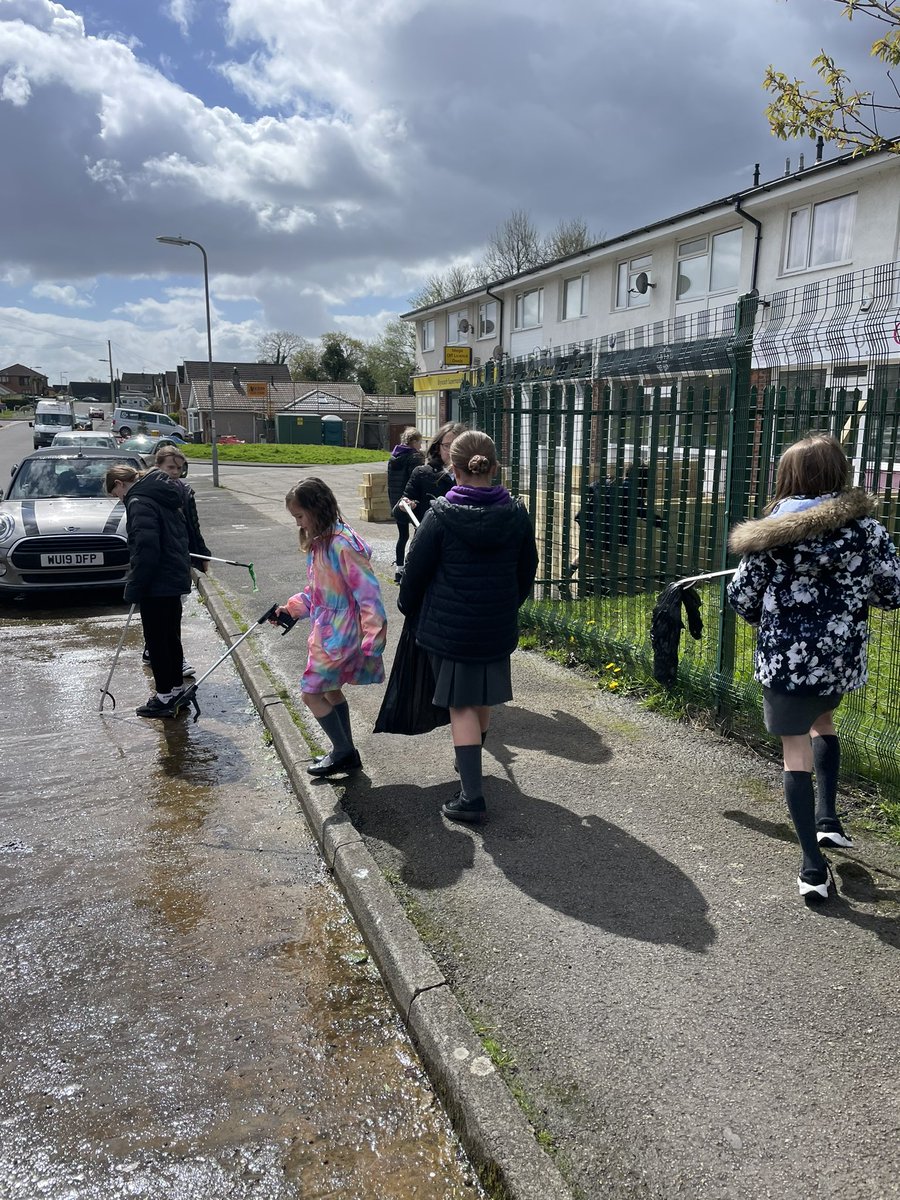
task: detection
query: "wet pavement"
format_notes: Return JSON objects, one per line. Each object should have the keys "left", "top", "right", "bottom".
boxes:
{"left": 0, "top": 595, "right": 483, "bottom": 1199}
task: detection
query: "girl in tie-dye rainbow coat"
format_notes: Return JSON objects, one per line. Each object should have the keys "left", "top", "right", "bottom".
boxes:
{"left": 274, "top": 478, "right": 387, "bottom": 777}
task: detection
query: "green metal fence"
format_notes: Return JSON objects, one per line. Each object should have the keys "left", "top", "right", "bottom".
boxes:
{"left": 460, "top": 269, "right": 900, "bottom": 793}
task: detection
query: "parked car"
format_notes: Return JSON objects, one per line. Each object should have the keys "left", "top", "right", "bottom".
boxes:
{"left": 118, "top": 435, "right": 189, "bottom": 468}
{"left": 0, "top": 447, "right": 144, "bottom": 592}
{"left": 73, "top": 414, "right": 94, "bottom": 431}
{"left": 51, "top": 431, "right": 119, "bottom": 450}
{"left": 88, "top": 405, "right": 105, "bottom": 421}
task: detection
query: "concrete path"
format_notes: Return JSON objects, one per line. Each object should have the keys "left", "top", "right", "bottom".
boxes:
{"left": 190, "top": 459, "right": 900, "bottom": 1200}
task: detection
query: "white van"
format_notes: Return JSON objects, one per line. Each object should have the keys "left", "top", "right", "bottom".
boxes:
{"left": 31, "top": 399, "right": 75, "bottom": 448}
{"left": 111, "top": 407, "right": 187, "bottom": 439}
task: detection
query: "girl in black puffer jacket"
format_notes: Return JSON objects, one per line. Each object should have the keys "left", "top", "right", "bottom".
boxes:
{"left": 106, "top": 465, "right": 192, "bottom": 720}
{"left": 399, "top": 430, "right": 538, "bottom": 823}
{"left": 393, "top": 421, "right": 467, "bottom": 527}
{"left": 386, "top": 427, "right": 424, "bottom": 582}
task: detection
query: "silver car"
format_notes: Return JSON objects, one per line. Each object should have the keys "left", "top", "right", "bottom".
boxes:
{"left": 0, "top": 447, "right": 144, "bottom": 592}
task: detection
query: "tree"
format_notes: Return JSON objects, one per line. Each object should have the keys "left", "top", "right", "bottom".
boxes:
{"left": 543, "top": 217, "right": 598, "bottom": 261}
{"left": 256, "top": 330, "right": 303, "bottom": 365}
{"left": 361, "top": 319, "right": 417, "bottom": 394}
{"left": 482, "top": 209, "right": 544, "bottom": 279}
{"left": 319, "top": 331, "right": 367, "bottom": 383}
{"left": 409, "top": 264, "right": 476, "bottom": 309}
{"left": 288, "top": 338, "right": 323, "bottom": 381}
{"left": 765, "top": 0, "right": 900, "bottom": 154}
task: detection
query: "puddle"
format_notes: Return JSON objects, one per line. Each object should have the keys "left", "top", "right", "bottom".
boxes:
{"left": 0, "top": 599, "right": 484, "bottom": 1199}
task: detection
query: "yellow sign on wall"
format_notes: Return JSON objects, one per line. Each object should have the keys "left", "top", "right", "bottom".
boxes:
{"left": 413, "top": 370, "right": 469, "bottom": 393}
{"left": 246, "top": 381, "right": 268, "bottom": 398}
{"left": 444, "top": 345, "right": 472, "bottom": 367}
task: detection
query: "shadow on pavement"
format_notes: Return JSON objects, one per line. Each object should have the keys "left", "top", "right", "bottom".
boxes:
{"left": 343, "top": 775, "right": 716, "bottom": 953}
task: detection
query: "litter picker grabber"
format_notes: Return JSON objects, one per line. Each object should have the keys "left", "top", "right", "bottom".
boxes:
{"left": 191, "top": 553, "right": 258, "bottom": 591}
{"left": 99, "top": 603, "right": 137, "bottom": 712}
{"left": 650, "top": 568, "right": 737, "bottom": 686}
{"left": 173, "top": 602, "right": 297, "bottom": 720}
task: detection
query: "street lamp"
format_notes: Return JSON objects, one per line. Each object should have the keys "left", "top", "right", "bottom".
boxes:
{"left": 156, "top": 235, "right": 219, "bottom": 486}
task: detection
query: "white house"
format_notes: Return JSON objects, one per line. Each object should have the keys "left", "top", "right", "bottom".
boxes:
{"left": 402, "top": 148, "right": 900, "bottom": 435}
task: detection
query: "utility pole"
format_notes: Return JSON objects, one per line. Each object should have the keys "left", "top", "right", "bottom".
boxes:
{"left": 107, "top": 340, "right": 115, "bottom": 413}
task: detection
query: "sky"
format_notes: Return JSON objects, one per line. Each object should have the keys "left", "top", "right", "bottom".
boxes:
{"left": 0, "top": 0, "right": 890, "bottom": 386}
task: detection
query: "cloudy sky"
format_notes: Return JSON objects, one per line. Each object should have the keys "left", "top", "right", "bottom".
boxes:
{"left": 0, "top": 0, "right": 887, "bottom": 385}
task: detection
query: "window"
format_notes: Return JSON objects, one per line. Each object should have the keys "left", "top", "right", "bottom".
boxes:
{"left": 514, "top": 287, "right": 543, "bottom": 329}
{"left": 421, "top": 319, "right": 435, "bottom": 352}
{"left": 785, "top": 194, "right": 856, "bottom": 272}
{"left": 447, "top": 308, "right": 468, "bottom": 345}
{"left": 478, "top": 299, "right": 498, "bottom": 339}
{"left": 616, "top": 255, "right": 652, "bottom": 309}
{"left": 676, "top": 229, "right": 742, "bottom": 300}
{"left": 562, "top": 274, "right": 588, "bottom": 320}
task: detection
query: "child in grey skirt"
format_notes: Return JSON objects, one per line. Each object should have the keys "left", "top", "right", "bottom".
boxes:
{"left": 727, "top": 433, "right": 900, "bottom": 902}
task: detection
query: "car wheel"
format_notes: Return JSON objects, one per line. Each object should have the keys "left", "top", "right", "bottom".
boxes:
{"left": 119, "top": 426, "right": 131, "bottom": 437}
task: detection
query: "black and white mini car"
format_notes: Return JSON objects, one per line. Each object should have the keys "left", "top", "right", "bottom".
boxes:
{"left": 0, "top": 447, "right": 144, "bottom": 592}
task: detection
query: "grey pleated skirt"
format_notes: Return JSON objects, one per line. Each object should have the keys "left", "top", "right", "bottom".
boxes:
{"left": 429, "top": 654, "right": 513, "bottom": 708}
{"left": 762, "top": 687, "right": 843, "bottom": 735}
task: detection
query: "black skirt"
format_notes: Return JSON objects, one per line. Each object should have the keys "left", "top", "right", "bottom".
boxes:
{"left": 761, "top": 687, "right": 843, "bottom": 735}
{"left": 429, "top": 654, "right": 513, "bottom": 708}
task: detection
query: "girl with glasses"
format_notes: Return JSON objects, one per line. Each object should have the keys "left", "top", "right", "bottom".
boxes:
{"left": 392, "top": 421, "right": 467, "bottom": 527}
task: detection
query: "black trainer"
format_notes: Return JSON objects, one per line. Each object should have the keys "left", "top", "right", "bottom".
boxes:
{"left": 797, "top": 859, "right": 833, "bottom": 903}
{"left": 441, "top": 789, "right": 486, "bottom": 823}
{"left": 816, "top": 821, "right": 854, "bottom": 849}
{"left": 307, "top": 748, "right": 362, "bottom": 777}
{"left": 136, "top": 694, "right": 180, "bottom": 719}
{"left": 141, "top": 648, "right": 151, "bottom": 663}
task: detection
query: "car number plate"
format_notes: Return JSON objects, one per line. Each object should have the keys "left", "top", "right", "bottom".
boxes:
{"left": 40, "top": 552, "right": 104, "bottom": 566}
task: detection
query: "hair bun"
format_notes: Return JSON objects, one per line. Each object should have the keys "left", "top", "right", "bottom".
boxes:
{"left": 467, "top": 454, "right": 491, "bottom": 475}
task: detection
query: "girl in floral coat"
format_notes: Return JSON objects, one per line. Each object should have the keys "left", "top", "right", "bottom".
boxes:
{"left": 726, "top": 433, "right": 900, "bottom": 903}
{"left": 274, "top": 478, "right": 387, "bottom": 778}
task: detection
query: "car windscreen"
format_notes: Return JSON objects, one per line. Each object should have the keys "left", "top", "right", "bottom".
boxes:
{"left": 8, "top": 458, "right": 136, "bottom": 499}
{"left": 37, "top": 413, "right": 73, "bottom": 426}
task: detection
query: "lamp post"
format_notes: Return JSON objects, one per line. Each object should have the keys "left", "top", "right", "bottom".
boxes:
{"left": 156, "top": 235, "right": 219, "bottom": 486}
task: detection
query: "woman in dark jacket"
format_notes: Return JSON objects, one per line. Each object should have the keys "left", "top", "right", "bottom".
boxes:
{"left": 106, "top": 464, "right": 192, "bottom": 719}
{"left": 386, "top": 426, "right": 423, "bottom": 582}
{"left": 399, "top": 430, "right": 538, "bottom": 823}
{"left": 394, "top": 421, "right": 467, "bottom": 523}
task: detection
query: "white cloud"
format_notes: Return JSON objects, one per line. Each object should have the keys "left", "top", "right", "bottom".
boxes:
{"left": 164, "top": 0, "right": 195, "bottom": 36}
{"left": 31, "top": 282, "right": 92, "bottom": 308}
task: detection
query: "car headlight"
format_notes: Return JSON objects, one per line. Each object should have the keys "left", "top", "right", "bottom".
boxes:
{"left": 0, "top": 512, "right": 16, "bottom": 540}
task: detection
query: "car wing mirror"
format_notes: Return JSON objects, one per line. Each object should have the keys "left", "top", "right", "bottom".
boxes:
{"left": 10, "top": 464, "right": 17, "bottom": 476}
{"left": 28, "top": 421, "right": 33, "bottom": 427}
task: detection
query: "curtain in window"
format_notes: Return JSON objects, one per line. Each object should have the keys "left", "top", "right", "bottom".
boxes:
{"left": 811, "top": 196, "right": 855, "bottom": 267}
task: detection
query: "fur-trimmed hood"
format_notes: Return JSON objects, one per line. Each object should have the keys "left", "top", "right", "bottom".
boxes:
{"left": 728, "top": 488, "right": 877, "bottom": 555}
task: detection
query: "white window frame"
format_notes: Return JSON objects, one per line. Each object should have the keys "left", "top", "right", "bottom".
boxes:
{"left": 562, "top": 273, "right": 588, "bottom": 320}
{"left": 478, "top": 299, "right": 498, "bottom": 340}
{"left": 676, "top": 228, "right": 742, "bottom": 301}
{"left": 615, "top": 255, "right": 652, "bottom": 309}
{"left": 421, "top": 319, "right": 435, "bottom": 353}
{"left": 784, "top": 193, "right": 856, "bottom": 273}
{"left": 447, "top": 308, "right": 468, "bottom": 345}
{"left": 514, "top": 287, "right": 543, "bottom": 330}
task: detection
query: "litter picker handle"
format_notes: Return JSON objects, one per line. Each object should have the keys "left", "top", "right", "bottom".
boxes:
{"left": 398, "top": 499, "right": 420, "bottom": 527}
{"left": 261, "top": 603, "right": 298, "bottom": 635}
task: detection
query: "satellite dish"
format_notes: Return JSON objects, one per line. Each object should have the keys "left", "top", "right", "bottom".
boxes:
{"left": 633, "top": 271, "right": 652, "bottom": 295}
{"left": 457, "top": 318, "right": 471, "bottom": 334}
{"left": 492, "top": 345, "right": 504, "bottom": 360}
{"left": 482, "top": 318, "right": 495, "bottom": 334}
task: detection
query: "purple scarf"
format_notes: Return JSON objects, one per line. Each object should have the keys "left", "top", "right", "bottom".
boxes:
{"left": 390, "top": 444, "right": 417, "bottom": 458}
{"left": 445, "top": 484, "right": 511, "bottom": 506}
